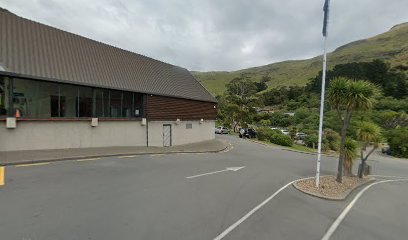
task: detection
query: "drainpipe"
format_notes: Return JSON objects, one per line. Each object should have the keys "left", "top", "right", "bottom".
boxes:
{"left": 146, "top": 118, "right": 149, "bottom": 147}
{"left": 144, "top": 94, "right": 149, "bottom": 147}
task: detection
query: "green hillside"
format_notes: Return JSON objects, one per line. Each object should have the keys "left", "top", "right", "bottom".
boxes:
{"left": 193, "top": 22, "right": 408, "bottom": 96}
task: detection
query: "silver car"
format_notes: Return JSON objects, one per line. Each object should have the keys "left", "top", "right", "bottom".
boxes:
{"left": 215, "top": 126, "right": 230, "bottom": 134}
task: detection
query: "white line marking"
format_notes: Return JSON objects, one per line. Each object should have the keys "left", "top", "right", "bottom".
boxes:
{"left": 149, "top": 154, "right": 165, "bottom": 157}
{"left": 213, "top": 176, "right": 313, "bottom": 240}
{"left": 186, "top": 166, "right": 245, "bottom": 179}
{"left": 76, "top": 158, "right": 101, "bottom": 162}
{"left": 15, "top": 162, "right": 50, "bottom": 167}
{"left": 118, "top": 155, "right": 137, "bottom": 158}
{"left": 368, "top": 174, "right": 408, "bottom": 179}
{"left": 321, "top": 178, "right": 408, "bottom": 240}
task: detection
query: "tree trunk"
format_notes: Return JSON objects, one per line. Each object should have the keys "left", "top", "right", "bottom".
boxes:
{"left": 336, "top": 113, "right": 351, "bottom": 183}
{"left": 343, "top": 157, "right": 353, "bottom": 176}
{"left": 358, "top": 148, "right": 365, "bottom": 178}
{"left": 358, "top": 145, "right": 377, "bottom": 178}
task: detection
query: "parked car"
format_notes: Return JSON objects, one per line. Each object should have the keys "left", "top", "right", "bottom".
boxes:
{"left": 239, "top": 128, "right": 257, "bottom": 138}
{"left": 215, "top": 126, "right": 230, "bottom": 134}
{"left": 295, "top": 132, "right": 307, "bottom": 140}
{"left": 280, "top": 129, "right": 290, "bottom": 135}
{"left": 381, "top": 146, "right": 391, "bottom": 155}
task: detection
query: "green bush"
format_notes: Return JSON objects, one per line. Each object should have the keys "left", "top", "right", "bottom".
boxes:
{"left": 386, "top": 127, "right": 408, "bottom": 158}
{"left": 257, "top": 127, "right": 293, "bottom": 146}
{"left": 257, "top": 127, "right": 275, "bottom": 141}
{"left": 324, "top": 128, "right": 340, "bottom": 151}
{"left": 304, "top": 134, "right": 318, "bottom": 149}
{"left": 269, "top": 133, "right": 293, "bottom": 147}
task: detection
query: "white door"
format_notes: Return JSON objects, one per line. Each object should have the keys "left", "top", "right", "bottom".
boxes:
{"left": 163, "top": 124, "right": 172, "bottom": 147}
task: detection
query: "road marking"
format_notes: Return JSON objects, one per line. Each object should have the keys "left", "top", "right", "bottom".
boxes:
{"left": 118, "top": 155, "right": 137, "bottom": 158}
{"left": 0, "top": 167, "right": 4, "bottom": 186}
{"left": 15, "top": 162, "right": 50, "bottom": 167}
{"left": 76, "top": 158, "right": 101, "bottom": 162}
{"left": 321, "top": 178, "right": 408, "bottom": 240}
{"left": 369, "top": 174, "right": 408, "bottom": 179}
{"left": 213, "top": 176, "right": 313, "bottom": 240}
{"left": 186, "top": 166, "right": 245, "bottom": 179}
{"left": 149, "top": 154, "right": 165, "bottom": 157}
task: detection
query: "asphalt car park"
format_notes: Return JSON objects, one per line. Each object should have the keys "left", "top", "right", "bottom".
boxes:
{"left": 1, "top": 135, "right": 407, "bottom": 240}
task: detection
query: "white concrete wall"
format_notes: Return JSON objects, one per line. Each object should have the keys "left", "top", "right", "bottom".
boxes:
{"left": 0, "top": 120, "right": 147, "bottom": 151}
{"left": 148, "top": 120, "right": 215, "bottom": 147}
{"left": 0, "top": 119, "right": 215, "bottom": 151}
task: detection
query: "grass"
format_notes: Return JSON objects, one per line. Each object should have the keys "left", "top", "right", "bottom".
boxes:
{"left": 250, "top": 137, "right": 317, "bottom": 153}
{"left": 193, "top": 22, "right": 408, "bottom": 96}
{"left": 290, "top": 144, "right": 317, "bottom": 153}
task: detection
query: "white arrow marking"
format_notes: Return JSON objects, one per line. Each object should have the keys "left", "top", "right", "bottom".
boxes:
{"left": 186, "top": 166, "right": 245, "bottom": 179}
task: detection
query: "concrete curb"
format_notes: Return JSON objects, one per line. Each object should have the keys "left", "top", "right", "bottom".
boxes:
{"left": 246, "top": 138, "right": 337, "bottom": 157}
{"left": 292, "top": 177, "right": 376, "bottom": 201}
{"left": 1, "top": 140, "right": 231, "bottom": 166}
{"left": 281, "top": 148, "right": 337, "bottom": 158}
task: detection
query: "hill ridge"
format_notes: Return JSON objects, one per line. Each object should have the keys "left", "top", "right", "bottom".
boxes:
{"left": 193, "top": 22, "right": 408, "bottom": 96}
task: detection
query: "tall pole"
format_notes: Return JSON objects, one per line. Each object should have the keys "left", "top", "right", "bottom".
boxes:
{"left": 315, "top": 36, "right": 328, "bottom": 187}
{"left": 316, "top": 0, "right": 330, "bottom": 187}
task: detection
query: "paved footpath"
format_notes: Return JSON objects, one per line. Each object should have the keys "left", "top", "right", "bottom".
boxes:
{"left": 0, "top": 139, "right": 228, "bottom": 166}
{"left": 1, "top": 135, "right": 408, "bottom": 240}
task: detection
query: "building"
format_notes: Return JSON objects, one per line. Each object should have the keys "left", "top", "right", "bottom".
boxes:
{"left": 0, "top": 8, "right": 217, "bottom": 151}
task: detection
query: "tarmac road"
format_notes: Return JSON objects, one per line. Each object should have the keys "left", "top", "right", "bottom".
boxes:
{"left": 1, "top": 135, "right": 407, "bottom": 240}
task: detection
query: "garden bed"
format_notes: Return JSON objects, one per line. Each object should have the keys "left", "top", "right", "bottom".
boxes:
{"left": 293, "top": 175, "right": 375, "bottom": 200}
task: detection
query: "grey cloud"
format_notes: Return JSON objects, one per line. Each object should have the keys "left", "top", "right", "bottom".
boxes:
{"left": 1, "top": 0, "right": 408, "bottom": 71}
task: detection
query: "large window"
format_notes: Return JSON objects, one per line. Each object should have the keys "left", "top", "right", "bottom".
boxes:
{"left": 110, "top": 90, "right": 122, "bottom": 118}
{"left": 134, "top": 93, "right": 143, "bottom": 117}
{"left": 8, "top": 78, "right": 144, "bottom": 119}
{"left": 13, "top": 79, "right": 59, "bottom": 118}
{"left": 0, "top": 77, "right": 10, "bottom": 117}
{"left": 78, "top": 86, "right": 93, "bottom": 117}
{"left": 95, "top": 89, "right": 110, "bottom": 117}
{"left": 122, "top": 92, "right": 133, "bottom": 118}
{"left": 60, "top": 84, "right": 78, "bottom": 117}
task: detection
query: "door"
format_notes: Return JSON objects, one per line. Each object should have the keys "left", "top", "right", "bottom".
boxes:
{"left": 163, "top": 124, "right": 172, "bottom": 147}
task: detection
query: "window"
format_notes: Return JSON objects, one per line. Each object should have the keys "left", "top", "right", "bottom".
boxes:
{"left": 50, "top": 95, "right": 59, "bottom": 117}
{"left": 13, "top": 79, "right": 59, "bottom": 118}
{"left": 10, "top": 78, "right": 144, "bottom": 119}
{"left": 78, "top": 86, "right": 93, "bottom": 117}
{"left": 59, "top": 84, "right": 78, "bottom": 117}
{"left": 186, "top": 123, "right": 193, "bottom": 129}
{"left": 134, "top": 93, "right": 143, "bottom": 117}
{"left": 109, "top": 90, "right": 122, "bottom": 118}
{"left": 95, "top": 89, "right": 109, "bottom": 117}
{"left": 0, "top": 77, "right": 10, "bottom": 117}
{"left": 122, "top": 91, "right": 133, "bottom": 118}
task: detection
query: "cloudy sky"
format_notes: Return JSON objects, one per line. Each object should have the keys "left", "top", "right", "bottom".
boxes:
{"left": 1, "top": 0, "right": 408, "bottom": 71}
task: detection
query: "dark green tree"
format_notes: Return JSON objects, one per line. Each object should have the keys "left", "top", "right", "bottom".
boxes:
{"left": 327, "top": 77, "right": 378, "bottom": 182}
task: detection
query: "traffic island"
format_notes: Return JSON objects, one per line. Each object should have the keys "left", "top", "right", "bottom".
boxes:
{"left": 293, "top": 175, "right": 375, "bottom": 200}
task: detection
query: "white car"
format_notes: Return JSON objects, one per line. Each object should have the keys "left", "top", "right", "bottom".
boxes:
{"left": 280, "top": 129, "right": 290, "bottom": 135}
{"left": 296, "top": 132, "right": 307, "bottom": 139}
{"left": 215, "top": 126, "right": 230, "bottom": 134}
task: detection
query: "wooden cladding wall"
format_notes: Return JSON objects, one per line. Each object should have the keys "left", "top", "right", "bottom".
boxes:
{"left": 145, "top": 95, "right": 217, "bottom": 120}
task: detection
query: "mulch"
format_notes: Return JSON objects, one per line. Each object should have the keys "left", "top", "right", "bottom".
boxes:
{"left": 293, "top": 175, "right": 374, "bottom": 200}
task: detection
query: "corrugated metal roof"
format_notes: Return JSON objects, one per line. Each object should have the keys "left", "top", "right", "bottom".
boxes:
{"left": 0, "top": 8, "right": 216, "bottom": 103}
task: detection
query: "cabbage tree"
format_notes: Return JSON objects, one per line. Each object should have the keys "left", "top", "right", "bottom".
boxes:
{"left": 356, "top": 121, "right": 382, "bottom": 177}
{"left": 327, "top": 78, "right": 378, "bottom": 182}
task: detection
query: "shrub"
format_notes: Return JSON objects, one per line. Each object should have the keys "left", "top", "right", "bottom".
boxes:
{"left": 269, "top": 133, "right": 293, "bottom": 147}
{"left": 259, "top": 119, "right": 271, "bottom": 127}
{"left": 386, "top": 127, "right": 408, "bottom": 158}
{"left": 257, "top": 127, "right": 293, "bottom": 147}
{"left": 257, "top": 127, "right": 275, "bottom": 141}
{"left": 304, "top": 134, "right": 319, "bottom": 149}
{"left": 324, "top": 128, "right": 340, "bottom": 151}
